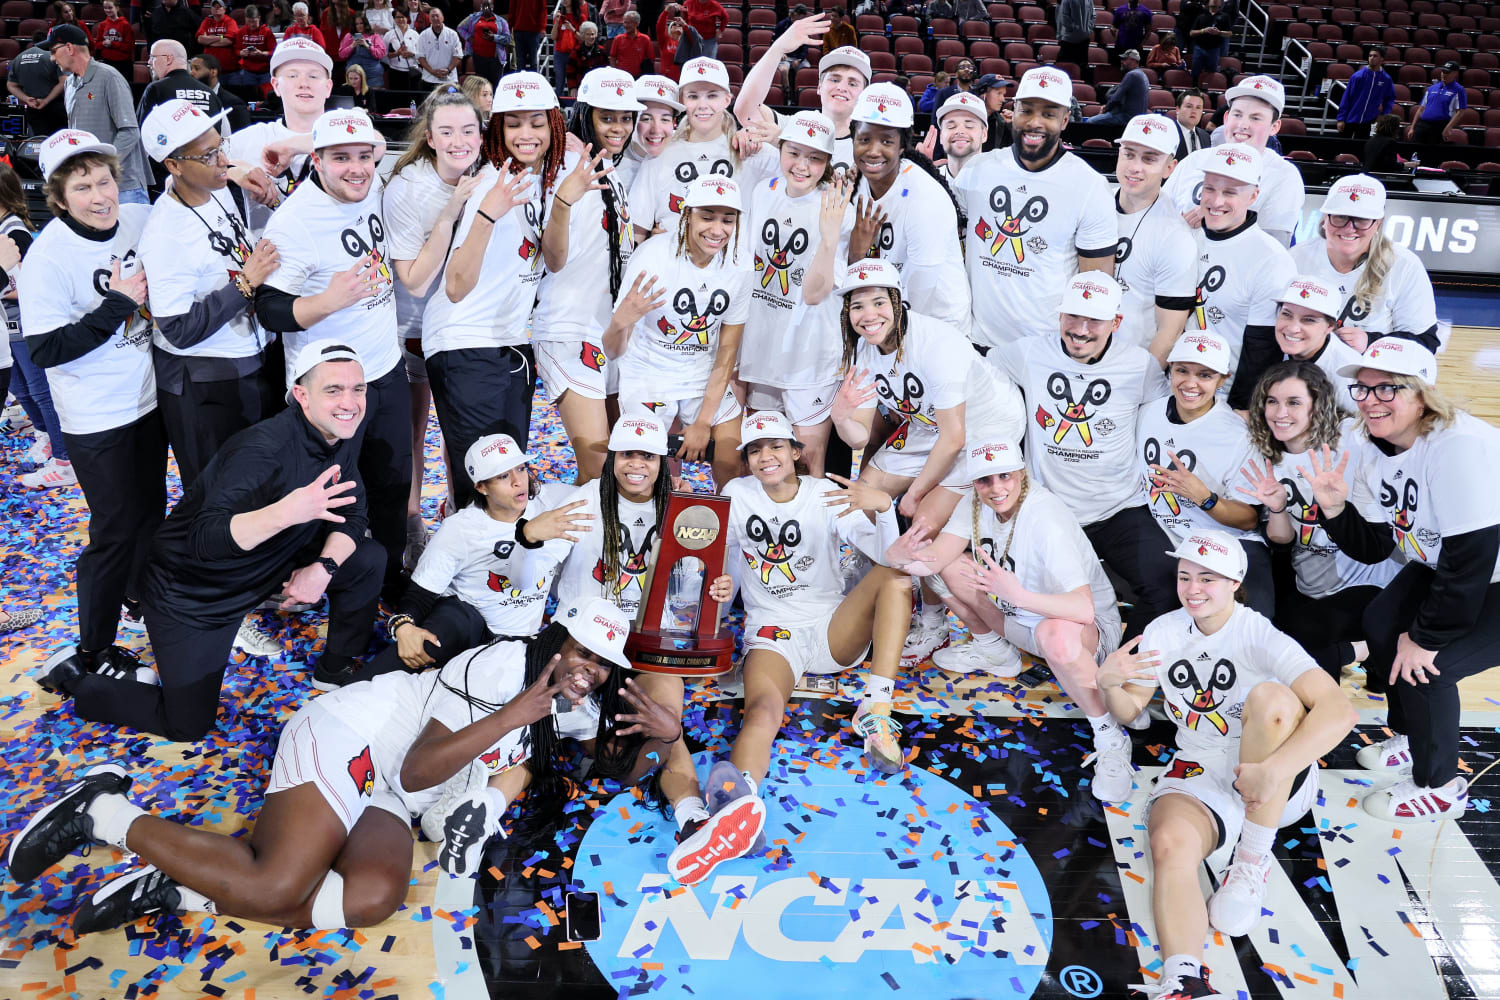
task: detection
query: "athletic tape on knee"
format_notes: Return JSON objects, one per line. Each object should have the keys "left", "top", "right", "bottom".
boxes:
{"left": 310, "top": 870, "right": 347, "bottom": 930}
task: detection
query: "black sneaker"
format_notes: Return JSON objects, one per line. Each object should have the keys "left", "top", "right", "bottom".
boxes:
{"left": 438, "top": 790, "right": 497, "bottom": 876}
{"left": 36, "top": 645, "right": 85, "bottom": 695}
{"left": 73, "top": 865, "right": 187, "bottom": 934}
{"left": 311, "top": 658, "right": 361, "bottom": 692}
{"left": 6, "top": 764, "right": 131, "bottom": 882}
{"left": 95, "top": 646, "right": 159, "bottom": 686}
{"left": 1154, "top": 970, "right": 1224, "bottom": 999}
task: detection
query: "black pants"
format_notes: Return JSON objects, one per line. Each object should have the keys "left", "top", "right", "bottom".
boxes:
{"left": 1058, "top": 39, "right": 1089, "bottom": 75}
{"left": 1363, "top": 566, "right": 1500, "bottom": 788}
{"left": 1084, "top": 504, "right": 1180, "bottom": 639}
{"left": 65, "top": 411, "right": 169, "bottom": 652}
{"left": 1239, "top": 539, "right": 1275, "bottom": 620}
{"left": 473, "top": 53, "right": 503, "bottom": 84}
{"left": 357, "top": 363, "right": 414, "bottom": 596}
{"left": 1411, "top": 119, "right": 1447, "bottom": 145}
{"left": 362, "top": 595, "right": 492, "bottom": 680}
{"left": 158, "top": 366, "right": 280, "bottom": 488}
{"left": 23, "top": 101, "right": 66, "bottom": 138}
{"left": 426, "top": 345, "right": 534, "bottom": 508}
{"left": 1276, "top": 584, "right": 1378, "bottom": 680}
{"left": 70, "top": 536, "right": 385, "bottom": 741}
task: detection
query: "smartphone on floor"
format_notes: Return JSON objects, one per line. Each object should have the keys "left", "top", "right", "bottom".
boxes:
{"left": 565, "top": 890, "right": 601, "bottom": 942}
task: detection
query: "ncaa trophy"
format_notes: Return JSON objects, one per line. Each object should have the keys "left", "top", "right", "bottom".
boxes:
{"left": 626, "top": 491, "right": 735, "bottom": 677}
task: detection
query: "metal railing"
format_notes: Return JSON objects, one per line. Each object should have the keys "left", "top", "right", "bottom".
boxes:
{"left": 1238, "top": 0, "right": 1273, "bottom": 68}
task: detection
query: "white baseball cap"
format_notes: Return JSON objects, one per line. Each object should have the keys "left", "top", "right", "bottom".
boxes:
{"left": 967, "top": 440, "right": 1025, "bottom": 480}
{"left": 492, "top": 71, "right": 558, "bottom": 114}
{"left": 740, "top": 410, "right": 797, "bottom": 444}
{"left": 1118, "top": 113, "right": 1179, "bottom": 156}
{"left": 682, "top": 175, "right": 742, "bottom": 211}
{"left": 935, "top": 91, "right": 988, "bottom": 127}
{"left": 311, "top": 109, "right": 385, "bottom": 153}
{"left": 465, "top": 433, "right": 533, "bottom": 482}
{"left": 850, "top": 83, "right": 914, "bottom": 129}
{"left": 270, "top": 35, "right": 334, "bottom": 74}
{"left": 1015, "top": 66, "right": 1072, "bottom": 107}
{"left": 287, "top": 339, "right": 363, "bottom": 402}
{"left": 1167, "top": 331, "right": 1234, "bottom": 375}
{"left": 1336, "top": 338, "right": 1439, "bottom": 385}
{"left": 1201, "top": 141, "right": 1261, "bottom": 186}
{"left": 608, "top": 415, "right": 669, "bottom": 455}
{"left": 142, "top": 99, "right": 228, "bottom": 163}
{"left": 838, "top": 258, "right": 903, "bottom": 296}
{"left": 38, "top": 129, "right": 117, "bottom": 180}
{"left": 1322, "top": 173, "right": 1386, "bottom": 220}
{"left": 577, "top": 68, "right": 645, "bottom": 112}
{"left": 679, "top": 57, "right": 731, "bottom": 93}
{"left": 779, "top": 109, "right": 837, "bottom": 154}
{"left": 1275, "top": 276, "right": 1342, "bottom": 322}
{"left": 1059, "top": 273, "right": 1123, "bottom": 321}
{"left": 819, "top": 45, "right": 872, "bottom": 82}
{"left": 1166, "top": 530, "right": 1249, "bottom": 582}
{"left": 557, "top": 596, "right": 633, "bottom": 671}
{"left": 1224, "top": 74, "right": 1286, "bottom": 115}
{"left": 635, "top": 74, "right": 684, "bottom": 111}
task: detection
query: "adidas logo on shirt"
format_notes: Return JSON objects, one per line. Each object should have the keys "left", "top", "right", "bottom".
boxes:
{"left": 1197, "top": 652, "right": 1210, "bottom": 661}
{"left": 634, "top": 517, "right": 646, "bottom": 527}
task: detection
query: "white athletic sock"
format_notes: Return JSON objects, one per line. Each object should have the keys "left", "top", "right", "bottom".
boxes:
{"left": 1162, "top": 953, "right": 1202, "bottom": 982}
{"left": 1087, "top": 713, "right": 1122, "bottom": 743}
{"left": 863, "top": 674, "right": 895, "bottom": 708}
{"left": 485, "top": 785, "right": 509, "bottom": 817}
{"left": 740, "top": 772, "right": 759, "bottom": 798}
{"left": 174, "top": 884, "right": 218, "bottom": 914}
{"left": 87, "top": 793, "right": 144, "bottom": 851}
{"left": 918, "top": 601, "right": 945, "bottom": 629}
{"left": 970, "top": 629, "right": 1002, "bottom": 648}
{"left": 1235, "top": 819, "right": 1275, "bottom": 865}
{"left": 674, "top": 796, "right": 709, "bottom": 830}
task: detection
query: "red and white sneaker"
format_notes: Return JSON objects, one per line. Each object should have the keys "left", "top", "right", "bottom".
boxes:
{"left": 1363, "top": 777, "right": 1468, "bottom": 823}
{"left": 20, "top": 459, "right": 77, "bottom": 489}
{"left": 1207, "top": 852, "right": 1272, "bottom": 937}
{"left": 24, "top": 432, "right": 51, "bottom": 465}
{"left": 666, "top": 794, "right": 765, "bottom": 886}
{"left": 900, "top": 617, "right": 949, "bottom": 667}
{"left": 1356, "top": 734, "right": 1413, "bottom": 773}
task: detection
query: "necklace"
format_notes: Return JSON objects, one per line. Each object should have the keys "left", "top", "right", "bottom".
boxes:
{"left": 172, "top": 187, "right": 259, "bottom": 305}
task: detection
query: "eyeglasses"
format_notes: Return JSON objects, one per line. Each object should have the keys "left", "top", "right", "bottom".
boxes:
{"left": 1348, "top": 382, "right": 1407, "bottom": 402}
{"left": 1324, "top": 214, "right": 1379, "bottom": 232}
{"left": 169, "top": 140, "right": 230, "bottom": 165}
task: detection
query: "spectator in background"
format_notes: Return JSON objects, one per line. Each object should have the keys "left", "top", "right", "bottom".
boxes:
{"left": 609, "top": 12, "right": 654, "bottom": 76}
{"left": 227, "top": 5, "right": 275, "bottom": 99}
{"left": 321, "top": 0, "right": 356, "bottom": 74}
{"left": 43, "top": 24, "right": 153, "bottom": 202}
{"left": 1147, "top": 31, "right": 1183, "bottom": 71}
{"left": 935, "top": 58, "right": 977, "bottom": 107}
{"left": 1056, "top": 0, "right": 1095, "bottom": 77}
{"left": 511, "top": 0, "right": 546, "bottom": 73}
{"left": 190, "top": 53, "right": 251, "bottom": 129}
{"left": 1177, "top": 0, "right": 1203, "bottom": 57}
{"left": 138, "top": 39, "right": 224, "bottom": 143}
{"left": 568, "top": 21, "right": 609, "bottom": 89}
{"left": 1362, "top": 113, "right": 1405, "bottom": 172}
{"left": 1189, "top": 0, "right": 1233, "bottom": 83}
{"left": 927, "top": 0, "right": 956, "bottom": 21}
{"left": 601, "top": 0, "right": 629, "bottom": 39}
{"left": 658, "top": 14, "right": 687, "bottom": 77}
{"left": 145, "top": 0, "right": 201, "bottom": 52}
{"left": 1171, "top": 87, "right": 1210, "bottom": 157}
{"left": 684, "top": 0, "right": 729, "bottom": 59}
{"left": 283, "top": 2, "right": 326, "bottom": 47}
{"left": 337, "top": 63, "right": 375, "bottom": 109}
{"left": 462, "top": 74, "right": 494, "bottom": 125}
{"left": 1087, "top": 49, "right": 1148, "bottom": 126}
{"left": 262, "top": 0, "right": 293, "bottom": 32}
{"left": 777, "top": 3, "right": 809, "bottom": 37}
{"left": 1337, "top": 49, "right": 1394, "bottom": 137}
{"left": 918, "top": 70, "right": 950, "bottom": 113}
{"left": 404, "top": 0, "right": 430, "bottom": 33}
{"left": 971, "top": 72, "right": 1013, "bottom": 148}
{"left": 955, "top": 0, "right": 988, "bottom": 23}
{"left": 822, "top": 7, "right": 856, "bottom": 55}
{"left": 341, "top": 12, "right": 388, "bottom": 89}
{"left": 465, "top": 0, "right": 510, "bottom": 86}
{"left": 552, "top": 0, "right": 591, "bottom": 96}
{"left": 638, "top": 0, "right": 665, "bottom": 47}
{"left": 196, "top": 0, "right": 239, "bottom": 77}
{"left": 51, "top": 2, "right": 80, "bottom": 29}
{"left": 1112, "top": 0, "right": 1152, "bottom": 67}
{"left": 384, "top": 8, "right": 422, "bottom": 91}
{"left": 9, "top": 31, "right": 68, "bottom": 136}
{"left": 1407, "top": 61, "right": 1466, "bottom": 144}
{"left": 92, "top": 0, "right": 137, "bottom": 81}
{"left": 366, "top": 0, "right": 396, "bottom": 34}
{"left": 655, "top": 2, "right": 682, "bottom": 46}
{"left": 416, "top": 6, "right": 462, "bottom": 84}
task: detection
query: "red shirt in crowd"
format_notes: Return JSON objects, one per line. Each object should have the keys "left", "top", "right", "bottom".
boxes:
{"left": 237, "top": 23, "right": 276, "bottom": 74}
{"left": 197, "top": 13, "right": 241, "bottom": 72}
{"left": 511, "top": 0, "right": 545, "bottom": 33}
{"left": 471, "top": 12, "right": 500, "bottom": 58}
{"left": 91, "top": 16, "right": 135, "bottom": 63}
{"left": 609, "top": 29, "right": 654, "bottom": 75}
{"left": 682, "top": 0, "right": 726, "bottom": 40}
{"left": 283, "top": 22, "right": 326, "bottom": 48}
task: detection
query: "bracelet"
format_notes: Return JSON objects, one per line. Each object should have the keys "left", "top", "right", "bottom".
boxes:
{"left": 555, "top": 195, "right": 574, "bottom": 207}
{"left": 660, "top": 728, "right": 683, "bottom": 745}
{"left": 513, "top": 517, "right": 545, "bottom": 549}
{"left": 387, "top": 613, "right": 415, "bottom": 634}
{"left": 1266, "top": 503, "right": 1288, "bottom": 515}
{"left": 476, "top": 208, "right": 498, "bottom": 225}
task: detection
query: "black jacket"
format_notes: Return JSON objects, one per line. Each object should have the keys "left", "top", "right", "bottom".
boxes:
{"left": 137, "top": 68, "right": 224, "bottom": 128}
{"left": 142, "top": 404, "right": 368, "bottom": 627}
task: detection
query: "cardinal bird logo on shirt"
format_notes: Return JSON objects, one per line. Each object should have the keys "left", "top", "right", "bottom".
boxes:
{"left": 754, "top": 219, "right": 808, "bottom": 296}
{"left": 668, "top": 192, "right": 685, "bottom": 213}
{"left": 487, "top": 571, "right": 524, "bottom": 597}
{"left": 1382, "top": 478, "right": 1426, "bottom": 560}
{"left": 479, "top": 744, "right": 524, "bottom": 773}
{"left": 978, "top": 186, "right": 1048, "bottom": 262}
{"left": 746, "top": 515, "right": 801, "bottom": 584}
{"left": 874, "top": 371, "right": 936, "bottom": 427}
{"left": 581, "top": 343, "right": 606, "bottom": 371}
{"left": 1283, "top": 477, "right": 1320, "bottom": 546}
{"left": 885, "top": 420, "right": 911, "bottom": 451}
{"left": 518, "top": 236, "right": 540, "bottom": 270}
{"left": 1041, "top": 373, "right": 1112, "bottom": 447}
{"left": 669, "top": 287, "right": 730, "bottom": 346}
{"left": 591, "top": 525, "right": 658, "bottom": 597}
{"left": 1165, "top": 757, "right": 1205, "bottom": 781}
{"left": 756, "top": 625, "right": 791, "bottom": 641}
{"left": 1191, "top": 265, "right": 1226, "bottom": 330}
{"left": 346, "top": 746, "right": 375, "bottom": 796}
{"left": 1166, "top": 657, "right": 1236, "bottom": 736}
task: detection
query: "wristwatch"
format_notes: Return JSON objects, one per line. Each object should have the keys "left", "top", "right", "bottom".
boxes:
{"left": 316, "top": 556, "right": 341, "bottom": 576}
{"left": 1199, "top": 492, "right": 1220, "bottom": 511}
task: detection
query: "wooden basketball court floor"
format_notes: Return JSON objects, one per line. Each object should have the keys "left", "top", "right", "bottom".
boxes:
{"left": 1, "top": 326, "right": 1497, "bottom": 1000}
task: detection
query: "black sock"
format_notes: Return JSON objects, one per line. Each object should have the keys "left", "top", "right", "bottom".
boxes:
{"left": 77, "top": 646, "right": 101, "bottom": 671}
{"left": 1339, "top": 641, "right": 1356, "bottom": 666}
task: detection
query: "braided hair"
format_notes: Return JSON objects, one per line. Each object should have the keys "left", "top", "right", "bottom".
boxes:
{"left": 672, "top": 205, "right": 740, "bottom": 265}
{"left": 971, "top": 469, "right": 1030, "bottom": 570}
{"left": 568, "top": 101, "right": 636, "bottom": 299}
{"left": 597, "top": 451, "right": 672, "bottom": 602}
{"left": 849, "top": 121, "right": 966, "bottom": 237}
{"left": 483, "top": 106, "right": 569, "bottom": 218}
{"left": 838, "top": 286, "right": 908, "bottom": 375}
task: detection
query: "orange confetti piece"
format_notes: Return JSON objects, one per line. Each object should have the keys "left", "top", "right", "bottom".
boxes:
{"left": 524, "top": 935, "right": 541, "bottom": 949}
{"left": 1293, "top": 973, "right": 1318, "bottom": 985}
{"left": 489, "top": 866, "right": 506, "bottom": 881}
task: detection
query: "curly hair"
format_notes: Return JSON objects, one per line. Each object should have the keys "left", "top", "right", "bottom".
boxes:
{"left": 483, "top": 105, "right": 569, "bottom": 200}
{"left": 1246, "top": 361, "right": 1344, "bottom": 464}
{"left": 569, "top": 101, "right": 638, "bottom": 298}
{"left": 838, "top": 287, "right": 908, "bottom": 374}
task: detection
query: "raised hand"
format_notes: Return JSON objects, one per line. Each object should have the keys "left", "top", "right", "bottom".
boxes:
{"left": 1097, "top": 635, "right": 1162, "bottom": 691}
{"left": 819, "top": 173, "right": 853, "bottom": 242}
{"left": 823, "top": 472, "right": 893, "bottom": 517}
{"left": 849, "top": 195, "right": 889, "bottom": 260}
{"left": 777, "top": 11, "right": 831, "bottom": 53}
{"left": 613, "top": 271, "right": 667, "bottom": 328}
{"left": 831, "top": 366, "right": 875, "bottom": 422}
{"left": 324, "top": 253, "right": 384, "bottom": 310}
{"left": 478, "top": 162, "right": 536, "bottom": 221}
{"left": 1236, "top": 457, "right": 1288, "bottom": 511}
{"left": 556, "top": 145, "right": 613, "bottom": 206}
{"left": 521, "top": 498, "right": 594, "bottom": 543}
{"left": 612, "top": 676, "right": 683, "bottom": 741}
{"left": 439, "top": 172, "right": 483, "bottom": 226}
{"left": 281, "top": 464, "right": 359, "bottom": 525}
{"left": 1296, "top": 444, "right": 1351, "bottom": 516}
{"left": 503, "top": 654, "right": 571, "bottom": 725}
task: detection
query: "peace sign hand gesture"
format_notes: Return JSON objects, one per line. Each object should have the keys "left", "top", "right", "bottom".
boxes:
{"left": 612, "top": 272, "right": 667, "bottom": 329}
{"left": 503, "top": 654, "right": 582, "bottom": 727}
{"left": 1296, "top": 444, "right": 1351, "bottom": 517}
{"left": 520, "top": 498, "right": 594, "bottom": 544}
{"left": 281, "top": 464, "right": 358, "bottom": 525}
{"left": 612, "top": 676, "right": 682, "bottom": 741}
{"left": 1236, "top": 458, "right": 1288, "bottom": 512}
{"left": 479, "top": 161, "right": 535, "bottom": 221}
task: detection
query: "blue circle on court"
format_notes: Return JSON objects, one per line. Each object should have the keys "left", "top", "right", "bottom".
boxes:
{"left": 573, "top": 745, "right": 1054, "bottom": 998}
{"left": 1060, "top": 964, "right": 1103, "bottom": 998}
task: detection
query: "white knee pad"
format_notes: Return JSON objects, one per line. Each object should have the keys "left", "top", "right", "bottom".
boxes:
{"left": 310, "top": 870, "right": 346, "bottom": 930}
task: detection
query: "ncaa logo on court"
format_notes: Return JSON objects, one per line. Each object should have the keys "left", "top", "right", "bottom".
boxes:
{"left": 572, "top": 746, "right": 1054, "bottom": 998}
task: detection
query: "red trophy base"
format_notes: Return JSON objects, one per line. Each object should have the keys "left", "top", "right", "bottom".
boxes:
{"left": 625, "top": 630, "right": 735, "bottom": 678}
{"left": 626, "top": 490, "right": 734, "bottom": 678}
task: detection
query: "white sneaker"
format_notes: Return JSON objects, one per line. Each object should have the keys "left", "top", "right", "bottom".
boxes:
{"left": 233, "top": 618, "right": 282, "bottom": 657}
{"left": 421, "top": 757, "right": 488, "bottom": 843}
{"left": 20, "top": 459, "right": 77, "bottom": 489}
{"left": 1208, "top": 853, "right": 1272, "bottom": 937}
{"left": 1085, "top": 732, "right": 1135, "bottom": 803}
{"left": 901, "top": 617, "right": 949, "bottom": 666}
{"left": 1356, "top": 734, "right": 1413, "bottom": 773}
{"left": 1362, "top": 776, "right": 1468, "bottom": 823}
{"left": 1125, "top": 706, "right": 1153, "bottom": 730}
{"left": 1, "top": 402, "right": 32, "bottom": 432}
{"left": 932, "top": 637, "right": 1024, "bottom": 678}
{"left": 118, "top": 603, "right": 147, "bottom": 634}
{"left": 24, "top": 432, "right": 51, "bottom": 464}
{"left": 436, "top": 789, "right": 503, "bottom": 877}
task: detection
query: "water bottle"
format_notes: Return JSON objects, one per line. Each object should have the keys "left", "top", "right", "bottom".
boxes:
{"left": 409, "top": 98, "right": 417, "bottom": 116}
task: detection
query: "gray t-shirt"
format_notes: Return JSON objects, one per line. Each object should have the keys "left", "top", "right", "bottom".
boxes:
{"left": 10, "top": 45, "right": 60, "bottom": 99}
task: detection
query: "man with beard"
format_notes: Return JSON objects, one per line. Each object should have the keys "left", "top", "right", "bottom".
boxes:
{"left": 952, "top": 66, "right": 1116, "bottom": 350}
{"left": 923, "top": 91, "right": 988, "bottom": 182}
{"left": 191, "top": 54, "right": 252, "bottom": 131}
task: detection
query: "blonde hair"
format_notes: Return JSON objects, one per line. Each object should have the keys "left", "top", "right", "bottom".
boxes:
{"left": 1320, "top": 215, "right": 1394, "bottom": 319}
{"left": 971, "top": 468, "right": 1030, "bottom": 568}
{"left": 1359, "top": 372, "right": 1461, "bottom": 441}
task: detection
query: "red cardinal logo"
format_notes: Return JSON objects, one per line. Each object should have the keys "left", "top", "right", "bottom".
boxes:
{"left": 1034, "top": 404, "right": 1057, "bottom": 431}
{"left": 1165, "top": 757, "right": 1204, "bottom": 781}
{"left": 580, "top": 343, "right": 605, "bottom": 371}
{"left": 487, "top": 571, "right": 524, "bottom": 596}
{"left": 346, "top": 123, "right": 357, "bottom": 134}
{"left": 347, "top": 746, "right": 375, "bottom": 796}
{"left": 668, "top": 192, "right": 685, "bottom": 213}
{"left": 885, "top": 421, "right": 910, "bottom": 451}
{"left": 518, "top": 237, "right": 540, "bottom": 270}
{"left": 66, "top": 135, "right": 80, "bottom": 145}
{"left": 616, "top": 86, "right": 626, "bottom": 96}
{"left": 756, "top": 625, "right": 791, "bottom": 641}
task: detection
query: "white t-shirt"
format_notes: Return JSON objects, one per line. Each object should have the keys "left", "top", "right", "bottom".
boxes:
{"left": 20, "top": 205, "right": 156, "bottom": 435}
{"left": 1349, "top": 412, "right": 1500, "bottom": 581}
{"left": 1289, "top": 237, "right": 1439, "bottom": 342}
{"left": 1135, "top": 397, "right": 1261, "bottom": 545}
{"left": 1113, "top": 194, "right": 1199, "bottom": 351}
{"left": 383, "top": 158, "right": 465, "bottom": 341}
{"left": 724, "top": 474, "right": 900, "bottom": 628}
{"left": 613, "top": 231, "right": 752, "bottom": 400}
{"left": 953, "top": 147, "right": 1117, "bottom": 346}
{"left": 140, "top": 188, "right": 266, "bottom": 359}
{"left": 854, "top": 312, "right": 1026, "bottom": 456}
{"left": 383, "top": 25, "right": 420, "bottom": 72}
{"left": 1187, "top": 217, "right": 1295, "bottom": 389}
{"left": 553, "top": 478, "right": 660, "bottom": 620}
{"left": 740, "top": 175, "right": 853, "bottom": 389}
{"left": 229, "top": 119, "right": 313, "bottom": 235}
{"left": 415, "top": 25, "right": 462, "bottom": 83}
{"left": 995, "top": 334, "right": 1168, "bottom": 526}
{"left": 422, "top": 161, "right": 559, "bottom": 353}
{"left": 409, "top": 485, "right": 575, "bottom": 635}
{"left": 860, "top": 159, "right": 970, "bottom": 336}
{"left": 627, "top": 134, "right": 738, "bottom": 237}
{"left": 1162, "top": 145, "right": 1307, "bottom": 242}
{"left": 262, "top": 175, "right": 401, "bottom": 381}
{"left": 1138, "top": 604, "right": 1319, "bottom": 755}
{"left": 534, "top": 165, "right": 635, "bottom": 344}
{"left": 940, "top": 484, "right": 1120, "bottom": 634}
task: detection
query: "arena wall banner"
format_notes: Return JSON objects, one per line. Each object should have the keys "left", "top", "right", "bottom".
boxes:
{"left": 1297, "top": 191, "right": 1500, "bottom": 280}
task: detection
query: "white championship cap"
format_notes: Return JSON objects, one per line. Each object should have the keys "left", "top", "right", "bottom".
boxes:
{"left": 311, "top": 109, "right": 385, "bottom": 153}
{"left": 682, "top": 175, "right": 742, "bottom": 211}
{"left": 1224, "top": 74, "right": 1286, "bottom": 114}
{"left": 850, "top": 83, "right": 914, "bottom": 129}
{"left": 492, "top": 71, "right": 558, "bottom": 114}
{"left": 935, "top": 91, "right": 988, "bottom": 127}
{"left": 142, "top": 99, "right": 228, "bottom": 163}
{"left": 38, "top": 129, "right": 117, "bottom": 180}
{"left": 608, "top": 414, "right": 670, "bottom": 455}
{"left": 1167, "top": 331, "right": 1234, "bottom": 375}
{"left": 1275, "top": 276, "right": 1342, "bottom": 322}
{"left": 679, "top": 57, "right": 732, "bottom": 93}
{"left": 838, "top": 258, "right": 903, "bottom": 296}
{"left": 287, "top": 339, "right": 363, "bottom": 402}
{"left": 1058, "top": 272, "right": 1124, "bottom": 321}
{"left": 967, "top": 440, "right": 1025, "bottom": 480}
{"left": 557, "top": 596, "right": 634, "bottom": 670}
{"left": 740, "top": 410, "right": 797, "bottom": 444}
{"left": 1201, "top": 142, "right": 1262, "bottom": 186}
{"left": 635, "top": 75, "right": 684, "bottom": 111}
{"left": 270, "top": 35, "right": 334, "bottom": 74}
{"left": 1015, "top": 65, "right": 1072, "bottom": 106}
{"left": 577, "top": 68, "right": 645, "bottom": 112}
{"left": 1166, "top": 530, "right": 1249, "bottom": 582}
{"left": 819, "top": 44, "right": 872, "bottom": 82}
{"left": 1322, "top": 173, "right": 1387, "bottom": 220}
{"left": 1118, "top": 113, "right": 1179, "bottom": 156}
{"left": 1336, "top": 338, "right": 1439, "bottom": 384}
{"left": 778, "top": 109, "right": 837, "bottom": 154}
{"left": 464, "top": 432, "right": 533, "bottom": 482}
